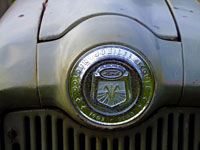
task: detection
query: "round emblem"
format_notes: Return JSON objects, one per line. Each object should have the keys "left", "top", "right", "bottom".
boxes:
{"left": 68, "top": 45, "right": 154, "bottom": 128}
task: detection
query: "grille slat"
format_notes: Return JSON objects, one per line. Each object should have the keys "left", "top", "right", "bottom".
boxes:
{"left": 162, "top": 116, "right": 168, "bottom": 150}
{"left": 46, "top": 115, "right": 52, "bottom": 150}
{"left": 52, "top": 117, "right": 57, "bottom": 150}
{"left": 74, "top": 130, "right": 79, "bottom": 150}
{"left": 30, "top": 117, "right": 36, "bottom": 150}
{"left": 118, "top": 137, "right": 123, "bottom": 150}
{"left": 85, "top": 136, "right": 89, "bottom": 150}
{"left": 24, "top": 116, "right": 30, "bottom": 150}
{"left": 151, "top": 124, "right": 157, "bottom": 150}
{"left": 107, "top": 138, "right": 112, "bottom": 150}
{"left": 141, "top": 133, "right": 145, "bottom": 150}
{"left": 63, "top": 121, "right": 68, "bottom": 150}
{"left": 129, "top": 136, "right": 134, "bottom": 150}
{"left": 183, "top": 114, "right": 189, "bottom": 150}
{"left": 41, "top": 116, "right": 47, "bottom": 150}
{"left": 4, "top": 108, "right": 200, "bottom": 150}
{"left": 96, "top": 137, "right": 101, "bottom": 150}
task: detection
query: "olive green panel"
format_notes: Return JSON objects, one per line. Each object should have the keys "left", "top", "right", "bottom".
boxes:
{"left": 37, "top": 15, "right": 183, "bottom": 127}
{"left": 167, "top": 0, "right": 200, "bottom": 105}
{"left": 0, "top": 0, "right": 45, "bottom": 114}
{"left": 39, "top": 0, "right": 178, "bottom": 41}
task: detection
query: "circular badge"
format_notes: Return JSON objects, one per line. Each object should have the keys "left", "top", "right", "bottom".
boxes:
{"left": 68, "top": 45, "right": 154, "bottom": 128}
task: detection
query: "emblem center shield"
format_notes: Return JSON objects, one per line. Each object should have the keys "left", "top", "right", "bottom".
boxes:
{"left": 96, "top": 81, "right": 126, "bottom": 107}
{"left": 91, "top": 64, "right": 131, "bottom": 108}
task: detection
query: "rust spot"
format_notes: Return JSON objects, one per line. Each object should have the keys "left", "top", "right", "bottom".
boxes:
{"left": 42, "top": 2, "right": 47, "bottom": 9}
{"left": 18, "top": 14, "right": 24, "bottom": 17}
{"left": 133, "top": 18, "right": 139, "bottom": 23}
{"left": 8, "top": 129, "right": 17, "bottom": 142}
{"left": 192, "top": 80, "right": 198, "bottom": 84}
{"left": 189, "top": 10, "right": 194, "bottom": 13}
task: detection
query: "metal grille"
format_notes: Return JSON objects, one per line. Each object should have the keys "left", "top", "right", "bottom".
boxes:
{"left": 3, "top": 108, "right": 200, "bottom": 150}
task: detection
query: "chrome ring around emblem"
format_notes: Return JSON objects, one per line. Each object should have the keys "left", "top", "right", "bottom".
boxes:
{"left": 68, "top": 45, "right": 154, "bottom": 128}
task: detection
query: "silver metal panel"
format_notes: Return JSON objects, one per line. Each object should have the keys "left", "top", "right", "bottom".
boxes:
{"left": 39, "top": 0, "right": 178, "bottom": 41}
{"left": 0, "top": 0, "right": 45, "bottom": 113}
{"left": 167, "top": 0, "right": 200, "bottom": 105}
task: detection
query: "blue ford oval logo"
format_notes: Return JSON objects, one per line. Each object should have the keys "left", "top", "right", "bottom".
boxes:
{"left": 100, "top": 68, "right": 123, "bottom": 79}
